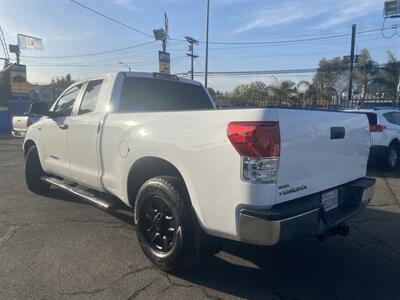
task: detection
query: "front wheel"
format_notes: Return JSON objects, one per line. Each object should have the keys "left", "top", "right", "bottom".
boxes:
{"left": 25, "top": 145, "right": 50, "bottom": 194}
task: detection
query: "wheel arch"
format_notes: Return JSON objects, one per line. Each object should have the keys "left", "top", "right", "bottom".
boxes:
{"left": 24, "top": 139, "right": 36, "bottom": 158}
{"left": 389, "top": 138, "right": 400, "bottom": 148}
{"left": 126, "top": 156, "right": 189, "bottom": 208}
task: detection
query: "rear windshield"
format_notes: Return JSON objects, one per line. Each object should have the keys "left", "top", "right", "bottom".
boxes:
{"left": 119, "top": 77, "right": 213, "bottom": 112}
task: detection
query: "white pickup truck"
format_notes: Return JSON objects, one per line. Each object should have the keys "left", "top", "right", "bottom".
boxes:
{"left": 23, "top": 72, "right": 375, "bottom": 271}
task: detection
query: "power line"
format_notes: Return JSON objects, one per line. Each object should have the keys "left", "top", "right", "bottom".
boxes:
{"left": 21, "top": 41, "right": 156, "bottom": 59}
{"left": 69, "top": 0, "right": 153, "bottom": 38}
{"left": 25, "top": 55, "right": 187, "bottom": 68}
{"left": 171, "top": 25, "right": 399, "bottom": 46}
{"left": 175, "top": 65, "right": 388, "bottom": 76}
{"left": 19, "top": 25, "right": 397, "bottom": 61}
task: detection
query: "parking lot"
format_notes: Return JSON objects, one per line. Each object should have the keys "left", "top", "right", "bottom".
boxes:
{"left": 0, "top": 137, "right": 399, "bottom": 300}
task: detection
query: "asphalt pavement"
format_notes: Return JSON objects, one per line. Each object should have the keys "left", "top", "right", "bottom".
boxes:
{"left": 0, "top": 137, "right": 399, "bottom": 299}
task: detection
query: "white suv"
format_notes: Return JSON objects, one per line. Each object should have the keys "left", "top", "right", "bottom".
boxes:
{"left": 345, "top": 108, "right": 400, "bottom": 170}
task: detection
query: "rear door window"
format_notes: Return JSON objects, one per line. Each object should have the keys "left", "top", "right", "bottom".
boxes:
{"left": 383, "top": 112, "right": 400, "bottom": 125}
{"left": 78, "top": 79, "right": 103, "bottom": 115}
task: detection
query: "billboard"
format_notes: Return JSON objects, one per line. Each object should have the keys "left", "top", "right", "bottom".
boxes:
{"left": 17, "top": 34, "right": 43, "bottom": 50}
{"left": 10, "top": 65, "right": 28, "bottom": 95}
{"left": 159, "top": 51, "right": 170, "bottom": 74}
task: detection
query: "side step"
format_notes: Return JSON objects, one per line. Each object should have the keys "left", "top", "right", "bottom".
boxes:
{"left": 41, "top": 176, "right": 113, "bottom": 210}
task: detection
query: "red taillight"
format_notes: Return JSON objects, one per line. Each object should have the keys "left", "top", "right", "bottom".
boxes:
{"left": 227, "top": 121, "right": 280, "bottom": 157}
{"left": 369, "top": 124, "right": 386, "bottom": 132}
{"left": 26, "top": 118, "right": 32, "bottom": 128}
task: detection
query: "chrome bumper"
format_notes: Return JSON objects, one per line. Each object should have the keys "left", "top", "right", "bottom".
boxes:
{"left": 239, "top": 177, "right": 376, "bottom": 246}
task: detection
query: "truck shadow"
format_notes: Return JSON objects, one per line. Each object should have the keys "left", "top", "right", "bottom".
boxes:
{"left": 44, "top": 186, "right": 400, "bottom": 299}
{"left": 45, "top": 188, "right": 135, "bottom": 225}
{"left": 367, "top": 164, "right": 400, "bottom": 179}
{"left": 174, "top": 207, "right": 400, "bottom": 299}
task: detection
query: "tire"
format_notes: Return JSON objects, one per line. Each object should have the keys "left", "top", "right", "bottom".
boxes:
{"left": 25, "top": 145, "right": 50, "bottom": 194}
{"left": 135, "top": 176, "right": 220, "bottom": 271}
{"left": 385, "top": 145, "right": 399, "bottom": 171}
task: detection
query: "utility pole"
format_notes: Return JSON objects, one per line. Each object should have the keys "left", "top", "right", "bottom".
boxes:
{"left": 205, "top": 0, "right": 210, "bottom": 88}
{"left": 348, "top": 24, "right": 356, "bottom": 101}
{"left": 185, "top": 36, "right": 199, "bottom": 80}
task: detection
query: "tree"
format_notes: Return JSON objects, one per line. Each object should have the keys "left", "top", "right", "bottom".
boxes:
{"left": 232, "top": 81, "right": 268, "bottom": 104}
{"left": 374, "top": 51, "right": 400, "bottom": 100}
{"left": 312, "top": 57, "right": 348, "bottom": 100}
{"left": 297, "top": 80, "right": 317, "bottom": 105}
{"left": 207, "top": 87, "right": 223, "bottom": 99}
{"left": 268, "top": 80, "right": 297, "bottom": 104}
{"left": 49, "top": 73, "right": 76, "bottom": 97}
{"left": 355, "top": 49, "right": 379, "bottom": 99}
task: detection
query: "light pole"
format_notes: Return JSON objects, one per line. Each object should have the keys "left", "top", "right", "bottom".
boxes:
{"left": 205, "top": 0, "right": 210, "bottom": 88}
{"left": 119, "top": 61, "right": 131, "bottom": 72}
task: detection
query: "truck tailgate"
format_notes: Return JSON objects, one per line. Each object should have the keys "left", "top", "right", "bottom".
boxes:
{"left": 12, "top": 116, "right": 28, "bottom": 132}
{"left": 276, "top": 109, "right": 370, "bottom": 204}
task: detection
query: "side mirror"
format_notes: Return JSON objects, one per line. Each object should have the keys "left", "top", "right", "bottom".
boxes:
{"left": 29, "top": 101, "right": 49, "bottom": 116}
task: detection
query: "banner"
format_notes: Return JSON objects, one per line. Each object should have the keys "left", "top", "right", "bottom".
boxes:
{"left": 17, "top": 34, "right": 43, "bottom": 50}
{"left": 159, "top": 51, "right": 170, "bottom": 75}
{"left": 10, "top": 65, "right": 28, "bottom": 95}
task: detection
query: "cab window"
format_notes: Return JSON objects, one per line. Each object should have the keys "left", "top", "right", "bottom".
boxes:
{"left": 53, "top": 84, "right": 83, "bottom": 117}
{"left": 78, "top": 80, "right": 103, "bottom": 115}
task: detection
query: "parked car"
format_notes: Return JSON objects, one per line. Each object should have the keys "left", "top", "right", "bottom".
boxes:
{"left": 12, "top": 102, "right": 48, "bottom": 137}
{"left": 344, "top": 108, "right": 400, "bottom": 170}
{"left": 23, "top": 72, "right": 375, "bottom": 271}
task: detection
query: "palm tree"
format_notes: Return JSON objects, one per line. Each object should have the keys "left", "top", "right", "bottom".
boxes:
{"left": 268, "top": 80, "right": 297, "bottom": 105}
{"left": 297, "top": 80, "right": 316, "bottom": 106}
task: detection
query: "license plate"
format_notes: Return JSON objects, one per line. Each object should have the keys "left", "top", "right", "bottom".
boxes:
{"left": 322, "top": 189, "right": 339, "bottom": 212}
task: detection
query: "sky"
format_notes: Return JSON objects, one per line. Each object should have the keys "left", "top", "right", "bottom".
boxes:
{"left": 0, "top": 0, "right": 399, "bottom": 91}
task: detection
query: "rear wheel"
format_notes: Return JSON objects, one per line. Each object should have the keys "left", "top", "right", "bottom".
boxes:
{"left": 25, "top": 145, "right": 50, "bottom": 194}
{"left": 385, "top": 145, "right": 399, "bottom": 171}
{"left": 134, "top": 176, "right": 220, "bottom": 271}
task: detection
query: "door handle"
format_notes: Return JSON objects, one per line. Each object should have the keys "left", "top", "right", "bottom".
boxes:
{"left": 58, "top": 124, "right": 69, "bottom": 130}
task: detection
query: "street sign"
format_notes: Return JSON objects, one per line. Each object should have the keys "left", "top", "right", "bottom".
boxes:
{"left": 17, "top": 34, "right": 43, "bottom": 50}
{"left": 153, "top": 29, "right": 167, "bottom": 41}
{"left": 9, "top": 44, "right": 19, "bottom": 54}
{"left": 159, "top": 51, "right": 170, "bottom": 75}
{"left": 9, "top": 64, "right": 28, "bottom": 95}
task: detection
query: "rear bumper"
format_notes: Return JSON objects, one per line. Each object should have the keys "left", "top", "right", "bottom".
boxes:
{"left": 11, "top": 130, "right": 26, "bottom": 138}
{"left": 238, "top": 177, "right": 375, "bottom": 246}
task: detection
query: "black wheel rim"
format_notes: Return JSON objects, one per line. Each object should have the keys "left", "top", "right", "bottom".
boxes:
{"left": 140, "top": 196, "right": 178, "bottom": 253}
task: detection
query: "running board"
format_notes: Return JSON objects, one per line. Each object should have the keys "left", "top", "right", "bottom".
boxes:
{"left": 41, "top": 176, "right": 113, "bottom": 210}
